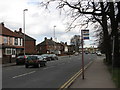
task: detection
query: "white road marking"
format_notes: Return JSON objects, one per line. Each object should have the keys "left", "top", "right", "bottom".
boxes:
{"left": 12, "top": 71, "right": 36, "bottom": 79}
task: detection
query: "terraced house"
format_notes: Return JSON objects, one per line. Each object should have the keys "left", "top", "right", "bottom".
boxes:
{"left": 0, "top": 23, "right": 24, "bottom": 63}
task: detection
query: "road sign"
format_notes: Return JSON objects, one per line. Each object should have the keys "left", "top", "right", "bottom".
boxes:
{"left": 81, "top": 29, "right": 89, "bottom": 80}
{"left": 81, "top": 30, "right": 89, "bottom": 40}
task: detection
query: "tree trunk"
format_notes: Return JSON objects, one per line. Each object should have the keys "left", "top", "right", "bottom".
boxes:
{"left": 109, "top": 2, "right": 120, "bottom": 67}
{"left": 100, "top": 2, "right": 112, "bottom": 64}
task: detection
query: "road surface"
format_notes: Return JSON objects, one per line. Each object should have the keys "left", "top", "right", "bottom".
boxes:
{"left": 2, "top": 54, "right": 97, "bottom": 88}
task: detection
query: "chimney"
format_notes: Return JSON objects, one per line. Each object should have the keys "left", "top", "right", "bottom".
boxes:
{"left": 1, "top": 22, "right": 4, "bottom": 27}
{"left": 50, "top": 37, "right": 52, "bottom": 40}
{"left": 44, "top": 37, "right": 47, "bottom": 41}
{"left": 14, "top": 30, "right": 17, "bottom": 33}
{"left": 19, "top": 28, "right": 22, "bottom": 33}
{"left": 65, "top": 42, "right": 67, "bottom": 45}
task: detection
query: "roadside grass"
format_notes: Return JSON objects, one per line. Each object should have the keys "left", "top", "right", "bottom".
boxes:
{"left": 108, "top": 66, "right": 120, "bottom": 88}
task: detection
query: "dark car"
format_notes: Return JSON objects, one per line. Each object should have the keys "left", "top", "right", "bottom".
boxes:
{"left": 36, "top": 55, "right": 47, "bottom": 66}
{"left": 16, "top": 55, "right": 26, "bottom": 65}
{"left": 25, "top": 55, "right": 46, "bottom": 68}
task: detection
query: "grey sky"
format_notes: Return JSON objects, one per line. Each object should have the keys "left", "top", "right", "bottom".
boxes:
{"left": 0, "top": 0, "right": 97, "bottom": 47}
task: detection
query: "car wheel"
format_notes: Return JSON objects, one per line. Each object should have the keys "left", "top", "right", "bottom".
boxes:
{"left": 25, "top": 64, "right": 28, "bottom": 68}
{"left": 44, "top": 63, "right": 46, "bottom": 66}
{"left": 37, "top": 63, "right": 40, "bottom": 68}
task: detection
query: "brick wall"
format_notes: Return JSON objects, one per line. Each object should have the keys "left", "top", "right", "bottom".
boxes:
{"left": 2, "top": 55, "right": 16, "bottom": 64}
{"left": 25, "top": 40, "right": 36, "bottom": 54}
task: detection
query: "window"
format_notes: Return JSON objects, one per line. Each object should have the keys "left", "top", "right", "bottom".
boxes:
{"left": 5, "top": 48, "right": 16, "bottom": 55}
{"left": 20, "top": 38, "right": 23, "bottom": 46}
{"left": 14, "top": 38, "right": 18, "bottom": 45}
{"left": 3, "top": 37, "right": 8, "bottom": 44}
{"left": 12, "top": 49, "right": 16, "bottom": 55}
{"left": 9, "top": 37, "right": 13, "bottom": 45}
{"left": 6, "top": 48, "right": 12, "bottom": 55}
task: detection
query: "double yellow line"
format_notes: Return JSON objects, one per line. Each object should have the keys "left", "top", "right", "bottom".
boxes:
{"left": 58, "top": 61, "right": 93, "bottom": 89}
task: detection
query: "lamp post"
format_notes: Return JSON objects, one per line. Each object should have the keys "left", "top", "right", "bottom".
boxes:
{"left": 53, "top": 25, "right": 56, "bottom": 41}
{"left": 23, "top": 9, "right": 28, "bottom": 57}
{"left": 53, "top": 25, "right": 56, "bottom": 54}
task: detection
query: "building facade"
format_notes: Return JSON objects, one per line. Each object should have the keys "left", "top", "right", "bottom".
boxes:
{"left": 36, "top": 37, "right": 68, "bottom": 55}
{"left": 15, "top": 28, "right": 36, "bottom": 54}
{"left": 0, "top": 23, "right": 24, "bottom": 63}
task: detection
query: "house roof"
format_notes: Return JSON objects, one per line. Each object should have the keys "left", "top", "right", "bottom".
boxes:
{"left": 0, "top": 23, "right": 22, "bottom": 38}
{"left": 15, "top": 29, "right": 36, "bottom": 41}
{"left": 37, "top": 38, "right": 56, "bottom": 46}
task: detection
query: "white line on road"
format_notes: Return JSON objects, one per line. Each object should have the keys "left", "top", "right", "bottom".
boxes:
{"left": 12, "top": 71, "right": 36, "bottom": 79}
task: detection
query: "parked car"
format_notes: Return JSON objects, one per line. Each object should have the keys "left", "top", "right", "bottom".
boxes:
{"left": 41, "top": 54, "right": 58, "bottom": 61}
{"left": 74, "top": 52, "right": 79, "bottom": 56}
{"left": 41, "top": 54, "right": 52, "bottom": 61}
{"left": 25, "top": 55, "right": 46, "bottom": 68}
{"left": 36, "top": 55, "right": 47, "bottom": 66}
{"left": 16, "top": 55, "right": 26, "bottom": 65}
{"left": 96, "top": 52, "right": 102, "bottom": 56}
{"left": 49, "top": 54, "right": 58, "bottom": 60}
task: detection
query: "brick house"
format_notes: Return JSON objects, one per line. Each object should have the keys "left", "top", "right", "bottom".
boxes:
{"left": 0, "top": 23, "right": 24, "bottom": 63}
{"left": 15, "top": 28, "right": 36, "bottom": 54}
{"left": 36, "top": 37, "right": 68, "bottom": 55}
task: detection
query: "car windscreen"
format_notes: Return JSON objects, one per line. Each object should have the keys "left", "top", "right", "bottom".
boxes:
{"left": 41, "top": 54, "right": 48, "bottom": 57}
{"left": 38, "top": 56, "right": 43, "bottom": 60}
{"left": 17, "top": 56, "right": 24, "bottom": 58}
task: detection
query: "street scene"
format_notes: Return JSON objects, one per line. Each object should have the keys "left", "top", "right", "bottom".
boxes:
{"left": 3, "top": 54, "right": 96, "bottom": 88}
{"left": 0, "top": 0, "right": 120, "bottom": 89}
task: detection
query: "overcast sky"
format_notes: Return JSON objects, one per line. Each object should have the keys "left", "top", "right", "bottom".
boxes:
{"left": 0, "top": 0, "right": 97, "bottom": 47}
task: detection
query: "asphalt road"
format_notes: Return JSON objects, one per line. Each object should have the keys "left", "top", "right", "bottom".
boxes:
{"left": 2, "top": 54, "right": 97, "bottom": 88}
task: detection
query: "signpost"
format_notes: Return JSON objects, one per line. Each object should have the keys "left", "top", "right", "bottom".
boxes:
{"left": 81, "top": 29, "right": 89, "bottom": 79}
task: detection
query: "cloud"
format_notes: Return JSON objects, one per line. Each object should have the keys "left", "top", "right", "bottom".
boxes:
{"left": 0, "top": 0, "right": 97, "bottom": 47}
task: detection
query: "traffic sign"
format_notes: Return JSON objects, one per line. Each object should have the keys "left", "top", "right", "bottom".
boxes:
{"left": 81, "top": 30, "right": 89, "bottom": 40}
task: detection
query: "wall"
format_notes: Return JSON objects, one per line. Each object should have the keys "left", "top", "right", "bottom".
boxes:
{"left": 25, "top": 40, "right": 36, "bottom": 54}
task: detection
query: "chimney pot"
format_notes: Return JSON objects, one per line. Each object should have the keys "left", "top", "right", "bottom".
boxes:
{"left": 45, "top": 37, "right": 47, "bottom": 40}
{"left": 19, "top": 28, "right": 22, "bottom": 33}
{"left": 50, "top": 37, "right": 52, "bottom": 40}
{"left": 1, "top": 22, "right": 4, "bottom": 27}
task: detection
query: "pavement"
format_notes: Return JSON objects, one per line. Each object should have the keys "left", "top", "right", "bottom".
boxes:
{"left": 69, "top": 56, "right": 116, "bottom": 88}
{"left": 2, "top": 62, "right": 16, "bottom": 67}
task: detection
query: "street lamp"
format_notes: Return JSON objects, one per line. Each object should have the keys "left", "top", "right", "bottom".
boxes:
{"left": 53, "top": 25, "right": 56, "bottom": 54}
{"left": 23, "top": 9, "right": 28, "bottom": 57}
{"left": 53, "top": 25, "right": 56, "bottom": 41}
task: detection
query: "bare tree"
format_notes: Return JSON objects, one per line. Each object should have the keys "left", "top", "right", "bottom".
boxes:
{"left": 40, "top": 0, "right": 120, "bottom": 66}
